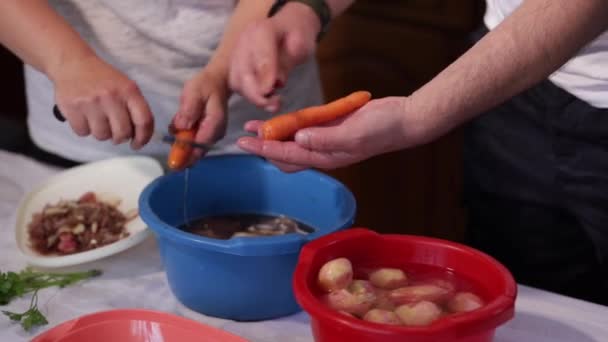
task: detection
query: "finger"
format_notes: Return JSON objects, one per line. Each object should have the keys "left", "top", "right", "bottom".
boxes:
{"left": 194, "top": 93, "right": 227, "bottom": 144}
{"left": 228, "top": 25, "right": 256, "bottom": 93}
{"left": 251, "top": 26, "right": 280, "bottom": 96}
{"left": 103, "top": 97, "right": 133, "bottom": 144}
{"left": 86, "top": 107, "right": 112, "bottom": 141}
{"left": 270, "top": 80, "right": 285, "bottom": 93}
{"left": 263, "top": 94, "right": 281, "bottom": 113}
{"left": 61, "top": 104, "right": 90, "bottom": 137}
{"left": 127, "top": 91, "right": 154, "bottom": 150}
{"left": 174, "top": 82, "right": 204, "bottom": 130}
{"left": 241, "top": 72, "right": 272, "bottom": 107}
{"left": 294, "top": 125, "right": 350, "bottom": 152}
{"left": 236, "top": 136, "right": 336, "bottom": 169}
{"left": 268, "top": 159, "right": 308, "bottom": 173}
{"left": 244, "top": 120, "right": 264, "bottom": 134}
{"left": 230, "top": 40, "right": 270, "bottom": 107}
{"left": 187, "top": 94, "right": 227, "bottom": 164}
{"left": 228, "top": 47, "right": 246, "bottom": 93}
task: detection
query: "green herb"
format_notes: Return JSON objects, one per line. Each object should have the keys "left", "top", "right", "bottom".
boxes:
{"left": 0, "top": 267, "right": 102, "bottom": 331}
{"left": 2, "top": 290, "right": 48, "bottom": 331}
{"left": 0, "top": 267, "right": 102, "bottom": 305}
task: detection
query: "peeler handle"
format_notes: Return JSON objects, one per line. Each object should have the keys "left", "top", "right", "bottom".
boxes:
{"left": 53, "top": 105, "right": 66, "bottom": 122}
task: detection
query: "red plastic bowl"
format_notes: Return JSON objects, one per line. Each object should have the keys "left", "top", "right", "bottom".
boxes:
{"left": 31, "top": 309, "right": 247, "bottom": 342}
{"left": 293, "top": 228, "right": 517, "bottom": 342}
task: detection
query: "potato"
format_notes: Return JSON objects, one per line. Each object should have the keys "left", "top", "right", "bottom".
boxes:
{"left": 363, "top": 309, "right": 402, "bottom": 325}
{"left": 348, "top": 280, "right": 376, "bottom": 296}
{"left": 447, "top": 292, "right": 484, "bottom": 313}
{"left": 389, "top": 284, "right": 452, "bottom": 305}
{"left": 318, "top": 257, "right": 353, "bottom": 292}
{"left": 324, "top": 286, "right": 376, "bottom": 316}
{"left": 368, "top": 268, "right": 408, "bottom": 289}
{"left": 395, "top": 301, "right": 443, "bottom": 326}
{"left": 373, "top": 289, "right": 397, "bottom": 311}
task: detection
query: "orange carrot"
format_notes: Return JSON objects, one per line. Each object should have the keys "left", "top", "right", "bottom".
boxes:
{"left": 167, "top": 129, "right": 196, "bottom": 170}
{"left": 260, "top": 90, "right": 372, "bottom": 141}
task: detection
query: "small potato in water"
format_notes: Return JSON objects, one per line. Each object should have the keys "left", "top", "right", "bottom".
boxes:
{"left": 373, "top": 289, "right": 397, "bottom": 311}
{"left": 395, "top": 301, "right": 442, "bottom": 326}
{"left": 348, "top": 280, "right": 376, "bottom": 296}
{"left": 318, "top": 257, "right": 353, "bottom": 292}
{"left": 324, "top": 287, "right": 376, "bottom": 316}
{"left": 390, "top": 284, "right": 452, "bottom": 305}
{"left": 368, "top": 268, "right": 408, "bottom": 289}
{"left": 447, "top": 292, "right": 484, "bottom": 313}
{"left": 363, "top": 309, "right": 402, "bottom": 325}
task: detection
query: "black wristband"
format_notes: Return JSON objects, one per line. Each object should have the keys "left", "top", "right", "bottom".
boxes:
{"left": 267, "top": 0, "right": 331, "bottom": 41}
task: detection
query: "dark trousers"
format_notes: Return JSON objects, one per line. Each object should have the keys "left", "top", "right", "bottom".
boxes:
{"left": 463, "top": 32, "right": 608, "bottom": 305}
{"left": 0, "top": 117, "right": 80, "bottom": 169}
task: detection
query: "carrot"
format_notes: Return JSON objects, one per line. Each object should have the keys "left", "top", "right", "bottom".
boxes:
{"left": 260, "top": 90, "right": 372, "bottom": 141}
{"left": 167, "top": 129, "right": 196, "bottom": 170}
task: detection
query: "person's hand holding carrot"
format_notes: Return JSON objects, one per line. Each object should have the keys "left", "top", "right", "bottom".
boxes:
{"left": 237, "top": 94, "right": 442, "bottom": 172}
{"left": 170, "top": 68, "right": 230, "bottom": 169}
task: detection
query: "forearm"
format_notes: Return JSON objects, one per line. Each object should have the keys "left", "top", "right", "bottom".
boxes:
{"left": 406, "top": 0, "right": 608, "bottom": 142}
{"left": 0, "top": 0, "right": 95, "bottom": 81}
{"left": 206, "top": 0, "right": 275, "bottom": 78}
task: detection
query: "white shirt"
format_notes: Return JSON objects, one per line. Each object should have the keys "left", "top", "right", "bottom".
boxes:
{"left": 26, "top": 0, "right": 322, "bottom": 162}
{"left": 485, "top": 0, "right": 608, "bottom": 108}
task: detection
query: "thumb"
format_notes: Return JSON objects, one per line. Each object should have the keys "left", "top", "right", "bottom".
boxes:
{"left": 294, "top": 126, "right": 346, "bottom": 152}
{"left": 174, "top": 83, "right": 204, "bottom": 130}
{"left": 194, "top": 93, "right": 227, "bottom": 144}
{"left": 185, "top": 93, "right": 227, "bottom": 166}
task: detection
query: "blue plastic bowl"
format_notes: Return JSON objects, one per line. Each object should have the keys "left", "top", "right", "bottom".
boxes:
{"left": 138, "top": 155, "right": 356, "bottom": 321}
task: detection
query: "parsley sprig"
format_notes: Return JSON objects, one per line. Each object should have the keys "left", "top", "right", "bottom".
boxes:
{"left": 2, "top": 290, "right": 48, "bottom": 331}
{"left": 0, "top": 268, "right": 102, "bottom": 331}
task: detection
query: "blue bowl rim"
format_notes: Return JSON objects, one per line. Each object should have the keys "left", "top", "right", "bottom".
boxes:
{"left": 138, "top": 154, "right": 357, "bottom": 256}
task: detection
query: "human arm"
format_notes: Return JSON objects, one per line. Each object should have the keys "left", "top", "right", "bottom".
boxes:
{"left": 236, "top": 0, "right": 608, "bottom": 171}
{"left": 229, "top": 0, "right": 355, "bottom": 112}
{"left": 0, "top": 0, "right": 153, "bottom": 148}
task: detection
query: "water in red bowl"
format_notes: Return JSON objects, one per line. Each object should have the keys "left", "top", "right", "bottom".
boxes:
{"left": 293, "top": 228, "right": 517, "bottom": 342}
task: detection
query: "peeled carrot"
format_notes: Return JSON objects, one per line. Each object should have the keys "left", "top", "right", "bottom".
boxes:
{"left": 167, "top": 129, "right": 196, "bottom": 170}
{"left": 260, "top": 90, "right": 372, "bottom": 141}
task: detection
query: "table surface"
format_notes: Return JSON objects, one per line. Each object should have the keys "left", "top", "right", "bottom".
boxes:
{"left": 1, "top": 150, "right": 607, "bottom": 342}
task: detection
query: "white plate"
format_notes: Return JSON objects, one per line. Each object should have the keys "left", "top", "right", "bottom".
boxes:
{"left": 15, "top": 156, "right": 164, "bottom": 268}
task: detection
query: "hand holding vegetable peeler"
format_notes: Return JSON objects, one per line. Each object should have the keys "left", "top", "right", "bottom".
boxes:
{"left": 52, "top": 105, "right": 213, "bottom": 150}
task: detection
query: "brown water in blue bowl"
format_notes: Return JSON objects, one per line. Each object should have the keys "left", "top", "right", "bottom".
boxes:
{"left": 181, "top": 213, "right": 315, "bottom": 240}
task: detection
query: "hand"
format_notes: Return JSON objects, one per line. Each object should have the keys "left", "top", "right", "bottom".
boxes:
{"left": 236, "top": 97, "right": 432, "bottom": 172}
{"left": 172, "top": 68, "right": 230, "bottom": 165}
{"left": 229, "top": 3, "right": 321, "bottom": 113}
{"left": 52, "top": 55, "right": 154, "bottom": 149}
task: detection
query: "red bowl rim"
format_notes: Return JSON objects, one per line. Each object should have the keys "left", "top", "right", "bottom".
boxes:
{"left": 293, "top": 228, "right": 517, "bottom": 338}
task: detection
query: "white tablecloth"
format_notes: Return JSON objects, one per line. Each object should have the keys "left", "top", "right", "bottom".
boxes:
{"left": 1, "top": 150, "right": 607, "bottom": 342}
